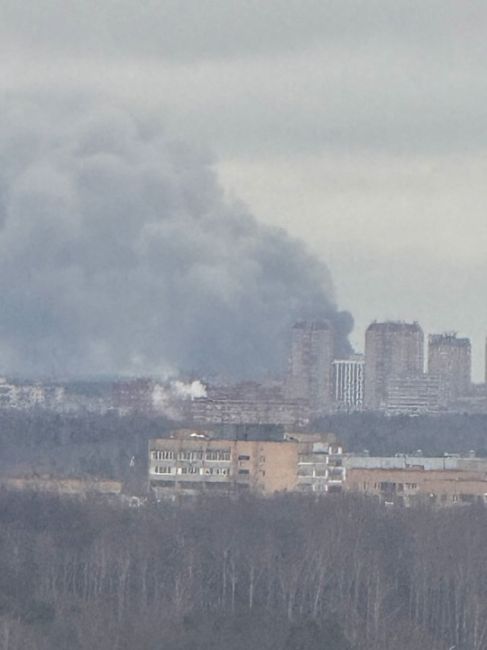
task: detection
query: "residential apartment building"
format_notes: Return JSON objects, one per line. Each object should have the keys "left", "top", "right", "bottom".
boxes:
{"left": 364, "top": 321, "right": 424, "bottom": 410}
{"left": 428, "top": 333, "right": 471, "bottom": 406}
{"left": 290, "top": 433, "right": 345, "bottom": 494}
{"left": 384, "top": 374, "right": 440, "bottom": 415}
{"left": 332, "top": 355, "right": 364, "bottom": 411}
{"left": 148, "top": 431, "right": 344, "bottom": 498}
{"left": 285, "top": 320, "right": 335, "bottom": 412}
{"left": 189, "top": 396, "right": 309, "bottom": 427}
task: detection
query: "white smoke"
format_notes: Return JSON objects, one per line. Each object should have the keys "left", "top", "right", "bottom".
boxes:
{"left": 171, "top": 380, "right": 207, "bottom": 400}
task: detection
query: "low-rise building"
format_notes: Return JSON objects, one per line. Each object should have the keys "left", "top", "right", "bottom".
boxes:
{"left": 344, "top": 455, "right": 487, "bottom": 505}
{"left": 148, "top": 431, "right": 344, "bottom": 498}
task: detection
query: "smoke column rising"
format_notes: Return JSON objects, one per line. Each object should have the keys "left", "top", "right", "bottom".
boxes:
{"left": 0, "top": 93, "right": 352, "bottom": 378}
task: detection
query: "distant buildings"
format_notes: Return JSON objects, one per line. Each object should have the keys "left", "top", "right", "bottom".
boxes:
{"left": 0, "top": 378, "right": 65, "bottom": 410}
{"left": 285, "top": 320, "right": 334, "bottom": 411}
{"left": 332, "top": 355, "right": 364, "bottom": 411}
{"left": 428, "top": 333, "right": 471, "bottom": 405}
{"left": 364, "top": 321, "right": 424, "bottom": 411}
{"left": 0, "top": 318, "right": 482, "bottom": 419}
{"left": 384, "top": 375, "right": 440, "bottom": 415}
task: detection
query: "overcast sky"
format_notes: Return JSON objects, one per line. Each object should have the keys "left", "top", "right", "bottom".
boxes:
{"left": 1, "top": 1, "right": 486, "bottom": 378}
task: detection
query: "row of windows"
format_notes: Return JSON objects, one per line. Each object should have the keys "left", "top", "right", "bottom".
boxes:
{"left": 152, "top": 449, "right": 231, "bottom": 461}
{"left": 153, "top": 466, "right": 230, "bottom": 477}
{"left": 364, "top": 481, "right": 419, "bottom": 491}
{"left": 297, "top": 469, "right": 342, "bottom": 479}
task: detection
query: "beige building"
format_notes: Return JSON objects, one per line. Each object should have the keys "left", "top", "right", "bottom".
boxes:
{"left": 148, "top": 431, "right": 344, "bottom": 498}
{"left": 346, "top": 466, "right": 487, "bottom": 506}
{"left": 287, "top": 433, "right": 345, "bottom": 494}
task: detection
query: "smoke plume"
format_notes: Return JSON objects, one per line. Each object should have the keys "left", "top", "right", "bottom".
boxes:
{"left": 0, "top": 93, "right": 352, "bottom": 378}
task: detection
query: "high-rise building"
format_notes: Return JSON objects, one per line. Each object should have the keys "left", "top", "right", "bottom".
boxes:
{"left": 286, "top": 320, "right": 334, "bottom": 411}
{"left": 428, "top": 333, "right": 471, "bottom": 405}
{"left": 364, "top": 321, "right": 424, "bottom": 410}
{"left": 332, "top": 355, "right": 364, "bottom": 411}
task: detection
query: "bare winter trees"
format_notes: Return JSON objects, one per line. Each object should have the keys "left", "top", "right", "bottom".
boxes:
{"left": 0, "top": 490, "right": 484, "bottom": 649}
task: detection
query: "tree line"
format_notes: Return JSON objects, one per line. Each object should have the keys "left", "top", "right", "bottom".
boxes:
{"left": 314, "top": 412, "right": 487, "bottom": 457}
{"left": 0, "top": 490, "right": 486, "bottom": 649}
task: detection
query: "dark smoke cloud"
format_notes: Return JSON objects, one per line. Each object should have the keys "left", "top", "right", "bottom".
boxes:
{"left": 0, "top": 94, "right": 352, "bottom": 378}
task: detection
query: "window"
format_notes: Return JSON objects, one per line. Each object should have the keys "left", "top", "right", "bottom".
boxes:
{"left": 179, "top": 450, "right": 197, "bottom": 461}
{"left": 238, "top": 469, "right": 250, "bottom": 475}
{"left": 153, "top": 450, "right": 175, "bottom": 461}
{"left": 154, "top": 465, "right": 172, "bottom": 475}
{"left": 238, "top": 455, "right": 250, "bottom": 461}
{"left": 206, "top": 449, "right": 231, "bottom": 461}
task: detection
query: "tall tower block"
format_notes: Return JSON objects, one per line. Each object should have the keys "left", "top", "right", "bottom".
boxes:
{"left": 428, "top": 333, "right": 471, "bottom": 404}
{"left": 286, "top": 320, "right": 334, "bottom": 411}
{"left": 364, "top": 321, "right": 424, "bottom": 410}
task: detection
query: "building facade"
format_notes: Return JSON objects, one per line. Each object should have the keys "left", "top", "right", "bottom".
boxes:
{"left": 343, "top": 455, "right": 487, "bottom": 506}
{"left": 345, "top": 466, "right": 487, "bottom": 506}
{"left": 189, "top": 396, "right": 309, "bottom": 427}
{"left": 332, "top": 355, "right": 364, "bottom": 411}
{"left": 364, "top": 321, "right": 424, "bottom": 410}
{"left": 385, "top": 374, "right": 440, "bottom": 415}
{"left": 286, "top": 320, "right": 335, "bottom": 412}
{"left": 148, "top": 431, "right": 344, "bottom": 498}
{"left": 428, "top": 333, "right": 471, "bottom": 406}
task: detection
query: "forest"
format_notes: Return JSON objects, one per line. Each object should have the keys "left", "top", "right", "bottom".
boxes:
{"left": 0, "top": 489, "right": 486, "bottom": 650}
{"left": 315, "top": 412, "right": 487, "bottom": 457}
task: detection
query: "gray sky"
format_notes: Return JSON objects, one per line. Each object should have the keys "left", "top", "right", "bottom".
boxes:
{"left": 1, "top": 1, "right": 486, "bottom": 378}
